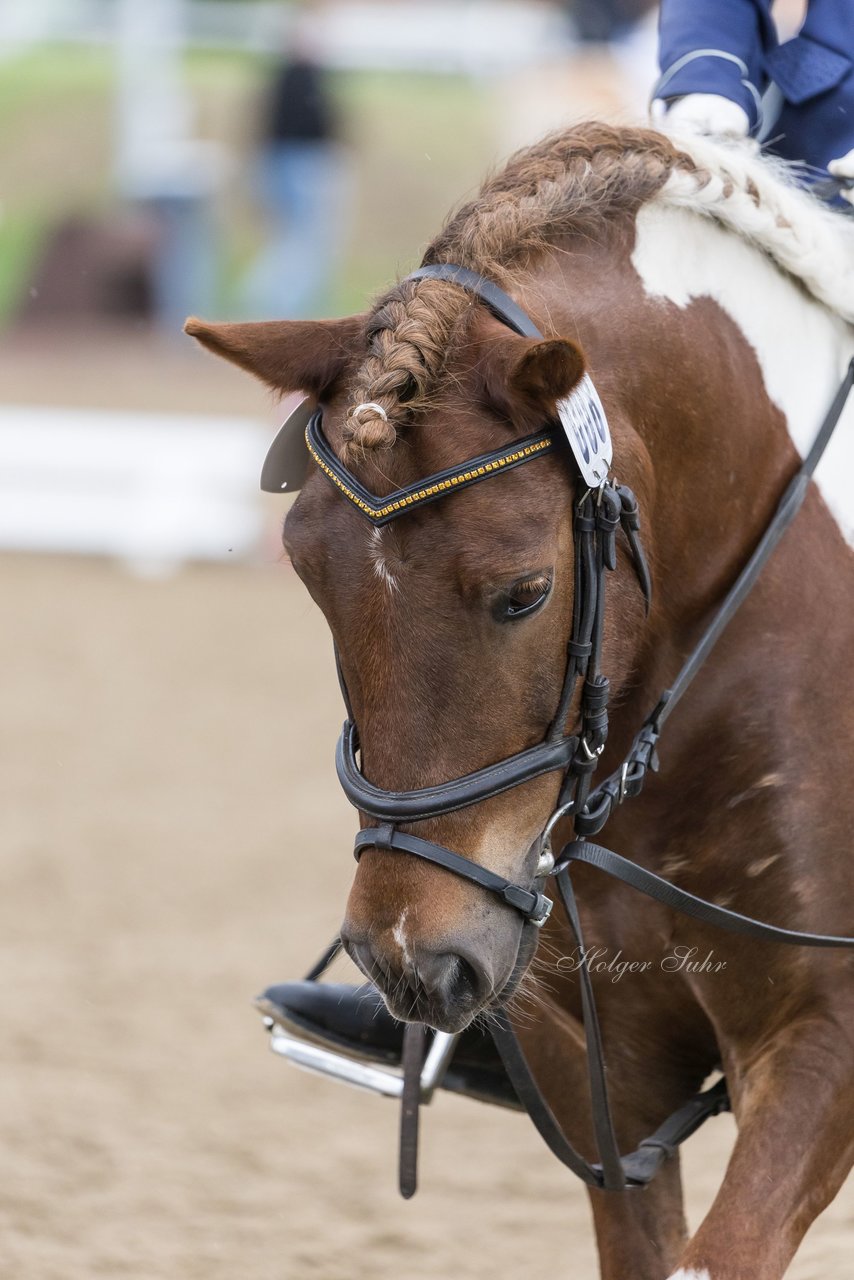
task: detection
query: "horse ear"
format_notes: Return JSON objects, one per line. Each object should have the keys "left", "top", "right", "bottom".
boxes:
{"left": 477, "top": 330, "right": 585, "bottom": 428}
{"left": 183, "top": 314, "right": 367, "bottom": 397}
{"left": 511, "top": 338, "right": 585, "bottom": 408}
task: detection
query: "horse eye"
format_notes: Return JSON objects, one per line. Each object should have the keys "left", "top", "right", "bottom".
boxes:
{"left": 496, "top": 574, "right": 553, "bottom": 621}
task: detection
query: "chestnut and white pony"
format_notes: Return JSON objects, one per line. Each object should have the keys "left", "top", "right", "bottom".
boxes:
{"left": 189, "top": 124, "right": 854, "bottom": 1280}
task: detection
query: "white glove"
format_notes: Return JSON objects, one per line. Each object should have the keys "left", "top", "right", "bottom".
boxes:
{"left": 828, "top": 149, "right": 854, "bottom": 205}
{"left": 657, "top": 93, "right": 751, "bottom": 139}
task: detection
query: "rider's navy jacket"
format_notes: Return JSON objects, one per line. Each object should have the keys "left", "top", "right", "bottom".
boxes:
{"left": 655, "top": 0, "right": 854, "bottom": 177}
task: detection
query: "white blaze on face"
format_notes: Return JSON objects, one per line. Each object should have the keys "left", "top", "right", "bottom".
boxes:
{"left": 631, "top": 202, "right": 854, "bottom": 548}
{"left": 392, "top": 908, "right": 414, "bottom": 971}
{"left": 368, "top": 526, "right": 399, "bottom": 593}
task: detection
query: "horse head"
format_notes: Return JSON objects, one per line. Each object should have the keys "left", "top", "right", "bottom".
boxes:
{"left": 189, "top": 122, "right": 844, "bottom": 1034}
{"left": 187, "top": 259, "right": 654, "bottom": 1032}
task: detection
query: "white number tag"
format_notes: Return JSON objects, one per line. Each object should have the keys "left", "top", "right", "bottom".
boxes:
{"left": 260, "top": 396, "right": 314, "bottom": 493}
{"left": 556, "top": 375, "right": 612, "bottom": 487}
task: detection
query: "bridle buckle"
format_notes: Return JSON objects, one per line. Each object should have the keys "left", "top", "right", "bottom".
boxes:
{"left": 580, "top": 735, "right": 606, "bottom": 763}
{"left": 530, "top": 894, "right": 554, "bottom": 928}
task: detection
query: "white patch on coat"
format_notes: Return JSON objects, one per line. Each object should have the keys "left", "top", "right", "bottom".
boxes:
{"left": 392, "top": 908, "right": 413, "bottom": 970}
{"left": 368, "top": 527, "right": 399, "bottom": 593}
{"left": 666, "top": 1271, "right": 712, "bottom": 1280}
{"left": 726, "top": 772, "right": 783, "bottom": 810}
{"left": 746, "top": 854, "right": 780, "bottom": 878}
{"left": 631, "top": 140, "right": 854, "bottom": 550}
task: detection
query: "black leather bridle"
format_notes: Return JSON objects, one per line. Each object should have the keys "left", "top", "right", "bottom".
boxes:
{"left": 303, "top": 262, "right": 854, "bottom": 1193}
{"left": 328, "top": 263, "right": 652, "bottom": 932}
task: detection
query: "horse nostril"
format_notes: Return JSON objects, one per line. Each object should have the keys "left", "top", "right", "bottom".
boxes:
{"left": 344, "top": 937, "right": 390, "bottom": 985}
{"left": 453, "top": 955, "right": 481, "bottom": 1003}
{"left": 341, "top": 927, "right": 491, "bottom": 1029}
{"left": 417, "top": 951, "right": 483, "bottom": 1006}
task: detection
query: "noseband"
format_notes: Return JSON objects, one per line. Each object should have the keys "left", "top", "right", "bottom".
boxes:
{"left": 312, "top": 263, "right": 652, "bottom": 928}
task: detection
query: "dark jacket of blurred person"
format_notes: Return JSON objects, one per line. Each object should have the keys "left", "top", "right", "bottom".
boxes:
{"left": 264, "top": 57, "right": 337, "bottom": 144}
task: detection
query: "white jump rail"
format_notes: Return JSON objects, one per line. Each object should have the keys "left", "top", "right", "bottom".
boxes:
{"left": 0, "top": 404, "right": 271, "bottom": 572}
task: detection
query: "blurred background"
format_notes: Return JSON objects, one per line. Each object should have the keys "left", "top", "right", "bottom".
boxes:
{"left": 0, "top": 2, "right": 848, "bottom": 1278}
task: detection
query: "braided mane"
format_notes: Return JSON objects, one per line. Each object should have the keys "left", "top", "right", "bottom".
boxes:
{"left": 344, "top": 121, "right": 854, "bottom": 460}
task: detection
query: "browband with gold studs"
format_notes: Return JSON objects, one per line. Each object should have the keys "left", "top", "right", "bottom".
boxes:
{"left": 304, "top": 410, "right": 557, "bottom": 527}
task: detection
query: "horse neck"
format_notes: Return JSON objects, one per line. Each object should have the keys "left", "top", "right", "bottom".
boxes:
{"left": 512, "top": 216, "right": 854, "bottom": 784}
{"left": 523, "top": 214, "right": 853, "bottom": 636}
{"left": 628, "top": 196, "right": 854, "bottom": 560}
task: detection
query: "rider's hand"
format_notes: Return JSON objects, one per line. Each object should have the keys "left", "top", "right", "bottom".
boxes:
{"left": 828, "top": 149, "right": 854, "bottom": 205}
{"left": 655, "top": 93, "right": 751, "bottom": 139}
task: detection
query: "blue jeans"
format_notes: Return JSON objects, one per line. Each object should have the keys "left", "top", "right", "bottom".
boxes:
{"left": 242, "top": 142, "right": 345, "bottom": 319}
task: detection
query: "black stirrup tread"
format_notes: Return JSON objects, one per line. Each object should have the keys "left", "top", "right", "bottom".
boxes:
{"left": 257, "top": 982, "right": 403, "bottom": 1064}
{"left": 256, "top": 981, "right": 520, "bottom": 1109}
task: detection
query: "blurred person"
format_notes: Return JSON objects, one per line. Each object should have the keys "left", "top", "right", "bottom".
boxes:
{"left": 130, "top": 143, "right": 223, "bottom": 330}
{"left": 115, "top": 0, "right": 224, "bottom": 330}
{"left": 241, "top": 15, "right": 345, "bottom": 319}
{"left": 569, "top": 0, "right": 655, "bottom": 43}
{"left": 651, "top": 0, "right": 854, "bottom": 207}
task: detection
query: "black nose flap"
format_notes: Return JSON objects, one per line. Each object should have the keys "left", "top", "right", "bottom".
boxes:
{"left": 260, "top": 396, "right": 315, "bottom": 494}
